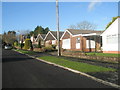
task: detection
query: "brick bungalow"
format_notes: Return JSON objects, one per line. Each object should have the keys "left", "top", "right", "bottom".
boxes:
{"left": 44, "top": 31, "right": 64, "bottom": 47}
{"left": 60, "top": 29, "right": 103, "bottom": 52}
{"left": 101, "top": 17, "right": 120, "bottom": 54}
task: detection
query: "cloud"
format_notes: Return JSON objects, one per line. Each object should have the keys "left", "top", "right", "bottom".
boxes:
{"left": 88, "top": 0, "right": 102, "bottom": 12}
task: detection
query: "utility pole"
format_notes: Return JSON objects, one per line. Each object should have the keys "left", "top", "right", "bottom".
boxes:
{"left": 56, "top": 0, "right": 61, "bottom": 56}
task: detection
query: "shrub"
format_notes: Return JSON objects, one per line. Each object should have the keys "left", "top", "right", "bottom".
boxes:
{"left": 23, "top": 39, "right": 32, "bottom": 50}
{"left": 20, "top": 43, "right": 24, "bottom": 49}
{"left": 38, "top": 39, "right": 42, "bottom": 48}
{"left": 14, "top": 41, "right": 18, "bottom": 46}
{"left": 42, "top": 45, "right": 54, "bottom": 52}
{"left": 33, "top": 44, "right": 38, "bottom": 48}
{"left": 51, "top": 45, "right": 56, "bottom": 49}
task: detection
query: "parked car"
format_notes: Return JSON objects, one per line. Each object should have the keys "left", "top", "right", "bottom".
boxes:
{"left": 4, "top": 44, "right": 12, "bottom": 50}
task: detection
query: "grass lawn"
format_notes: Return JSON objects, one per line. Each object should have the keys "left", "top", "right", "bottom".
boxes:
{"left": 15, "top": 49, "right": 35, "bottom": 55}
{"left": 39, "top": 56, "right": 116, "bottom": 73}
{"left": 85, "top": 52, "right": 120, "bottom": 57}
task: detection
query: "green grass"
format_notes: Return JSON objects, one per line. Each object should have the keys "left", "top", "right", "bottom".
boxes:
{"left": 39, "top": 56, "right": 116, "bottom": 73}
{"left": 15, "top": 49, "right": 35, "bottom": 55}
{"left": 85, "top": 52, "right": 120, "bottom": 57}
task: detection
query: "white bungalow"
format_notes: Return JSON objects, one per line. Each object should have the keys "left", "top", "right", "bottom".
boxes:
{"left": 101, "top": 17, "right": 120, "bottom": 54}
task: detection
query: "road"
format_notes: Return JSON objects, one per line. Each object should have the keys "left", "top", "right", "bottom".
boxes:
{"left": 2, "top": 49, "right": 115, "bottom": 88}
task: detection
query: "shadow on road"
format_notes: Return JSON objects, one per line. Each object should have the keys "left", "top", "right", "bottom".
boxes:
{"left": 2, "top": 57, "right": 33, "bottom": 63}
{"left": 2, "top": 57, "right": 32, "bottom": 63}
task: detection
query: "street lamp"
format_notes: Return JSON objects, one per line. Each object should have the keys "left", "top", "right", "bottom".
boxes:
{"left": 56, "top": 0, "right": 61, "bottom": 56}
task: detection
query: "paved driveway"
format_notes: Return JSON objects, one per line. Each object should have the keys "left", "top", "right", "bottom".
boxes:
{"left": 2, "top": 49, "right": 115, "bottom": 88}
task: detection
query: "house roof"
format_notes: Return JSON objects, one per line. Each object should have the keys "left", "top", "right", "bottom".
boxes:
{"left": 44, "top": 31, "right": 64, "bottom": 41}
{"left": 35, "top": 34, "right": 46, "bottom": 41}
{"left": 50, "top": 31, "right": 64, "bottom": 39}
{"left": 67, "top": 29, "right": 103, "bottom": 35}
{"left": 40, "top": 34, "right": 46, "bottom": 39}
{"left": 60, "top": 29, "right": 103, "bottom": 40}
{"left": 101, "top": 18, "right": 120, "bottom": 36}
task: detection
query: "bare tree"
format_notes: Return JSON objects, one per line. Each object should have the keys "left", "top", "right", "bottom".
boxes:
{"left": 69, "top": 21, "right": 97, "bottom": 30}
{"left": 69, "top": 25, "right": 77, "bottom": 29}
{"left": 2, "top": 31, "right": 17, "bottom": 45}
{"left": 19, "top": 30, "right": 31, "bottom": 35}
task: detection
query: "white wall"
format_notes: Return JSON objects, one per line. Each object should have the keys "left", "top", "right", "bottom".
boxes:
{"left": 76, "top": 37, "right": 80, "bottom": 49}
{"left": 76, "top": 43, "right": 80, "bottom": 49}
{"left": 86, "top": 40, "right": 95, "bottom": 48}
{"left": 62, "top": 39, "right": 70, "bottom": 49}
{"left": 30, "top": 36, "right": 34, "bottom": 42}
{"left": 52, "top": 40, "right": 56, "bottom": 45}
{"left": 101, "top": 18, "right": 120, "bottom": 52}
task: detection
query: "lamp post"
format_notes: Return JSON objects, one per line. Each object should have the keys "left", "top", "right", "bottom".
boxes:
{"left": 56, "top": 0, "right": 61, "bottom": 56}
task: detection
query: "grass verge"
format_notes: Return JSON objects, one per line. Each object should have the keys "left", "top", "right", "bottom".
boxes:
{"left": 85, "top": 52, "right": 120, "bottom": 57}
{"left": 39, "top": 56, "right": 116, "bottom": 73}
{"left": 14, "top": 49, "right": 35, "bottom": 55}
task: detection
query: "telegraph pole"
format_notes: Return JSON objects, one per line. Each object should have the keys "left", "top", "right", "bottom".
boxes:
{"left": 56, "top": 0, "right": 61, "bottom": 56}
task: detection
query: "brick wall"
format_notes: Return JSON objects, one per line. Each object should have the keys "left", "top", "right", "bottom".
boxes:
{"left": 62, "top": 51, "right": 119, "bottom": 63}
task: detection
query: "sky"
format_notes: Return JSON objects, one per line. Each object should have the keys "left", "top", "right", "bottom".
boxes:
{"left": 1, "top": 1, "right": 119, "bottom": 34}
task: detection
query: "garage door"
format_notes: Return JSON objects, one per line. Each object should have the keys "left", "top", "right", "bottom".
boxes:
{"left": 62, "top": 39, "right": 71, "bottom": 49}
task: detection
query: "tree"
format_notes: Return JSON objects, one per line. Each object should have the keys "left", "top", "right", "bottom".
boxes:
{"left": 23, "top": 38, "right": 32, "bottom": 50}
{"left": 8, "top": 31, "right": 16, "bottom": 35}
{"left": 69, "top": 21, "right": 97, "bottom": 30}
{"left": 29, "top": 26, "right": 50, "bottom": 37}
{"left": 69, "top": 25, "right": 77, "bottom": 29}
{"left": 77, "top": 21, "right": 96, "bottom": 30}
{"left": 34, "top": 26, "right": 44, "bottom": 37}
{"left": 38, "top": 39, "right": 42, "bottom": 48}
{"left": 105, "top": 16, "right": 120, "bottom": 29}
{"left": 2, "top": 31, "right": 17, "bottom": 45}
{"left": 44, "top": 27, "right": 50, "bottom": 34}
{"left": 30, "top": 31, "right": 34, "bottom": 36}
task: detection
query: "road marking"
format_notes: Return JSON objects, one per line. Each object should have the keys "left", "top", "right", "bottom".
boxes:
{"left": 13, "top": 50, "right": 120, "bottom": 89}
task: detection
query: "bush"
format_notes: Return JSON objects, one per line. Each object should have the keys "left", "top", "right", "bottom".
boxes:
{"left": 14, "top": 41, "right": 18, "bottom": 46}
{"left": 51, "top": 45, "right": 56, "bottom": 49}
{"left": 33, "top": 44, "right": 38, "bottom": 48}
{"left": 23, "top": 39, "right": 32, "bottom": 50}
{"left": 42, "top": 45, "right": 54, "bottom": 52}
{"left": 38, "top": 39, "right": 42, "bottom": 48}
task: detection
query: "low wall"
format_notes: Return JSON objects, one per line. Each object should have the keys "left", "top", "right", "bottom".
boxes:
{"left": 62, "top": 51, "right": 119, "bottom": 63}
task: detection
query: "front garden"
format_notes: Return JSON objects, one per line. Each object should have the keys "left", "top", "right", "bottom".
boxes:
{"left": 61, "top": 50, "right": 120, "bottom": 63}
{"left": 38, "top": 56, "right": 116, "bottom": 73}
{"left": 13, "top": 47, "right": 119, "bottom": 85}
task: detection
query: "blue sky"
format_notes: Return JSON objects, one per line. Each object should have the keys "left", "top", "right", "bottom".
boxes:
{"left": 2, "top": 2, "right": 118, "bottom": 34}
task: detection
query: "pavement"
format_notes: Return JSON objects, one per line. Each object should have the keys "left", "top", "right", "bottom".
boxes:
{"left": 2, "top": 49, "right": 117, "bottom": 88}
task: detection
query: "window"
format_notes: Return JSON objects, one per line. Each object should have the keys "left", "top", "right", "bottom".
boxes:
{"left": 76, "top": 37, "right": 80, "bottom": 43}
{"left": 86, "top": 40, "right": 95, "bottom": 48}
{"left": 52, "top": 40, "right": 56, "bottom": 45}
{"left": 106, "top": 34, "right": 118, "bottom": 44}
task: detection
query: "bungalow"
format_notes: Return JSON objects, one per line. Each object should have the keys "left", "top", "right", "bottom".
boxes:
{"left": 30, "top": 35, "right": 37, "bottom": 45}
{"left": 60, "top": 29, "right": 103, "bottom": 52}
{"left": 35, "top": 34, "right": 46, "bottom": 46}
{"left": 101, "top": 17, "right": 120, "bottom": 54}
{"left": 44, "top": 31, "right": 64, "bottom": 46}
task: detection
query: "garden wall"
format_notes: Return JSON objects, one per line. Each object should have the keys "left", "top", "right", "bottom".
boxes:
{"left": 62, "top": 51, "right": 119, "bottom": 63}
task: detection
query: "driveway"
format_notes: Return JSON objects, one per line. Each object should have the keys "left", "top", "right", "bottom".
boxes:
{"left": 2, "top": 49, "right": 115, "bottom": 88}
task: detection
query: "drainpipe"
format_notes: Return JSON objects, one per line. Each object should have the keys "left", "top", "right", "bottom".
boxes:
{"left": 89, "top": 36, "right": 91, "bottom": 52}
{"left": 94, "top": 35, "right": 97, "bottom": 52}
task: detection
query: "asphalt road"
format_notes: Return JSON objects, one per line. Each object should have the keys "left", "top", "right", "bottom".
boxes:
{"left": 2, "top": 49, "right": 115, "bottom": 88}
